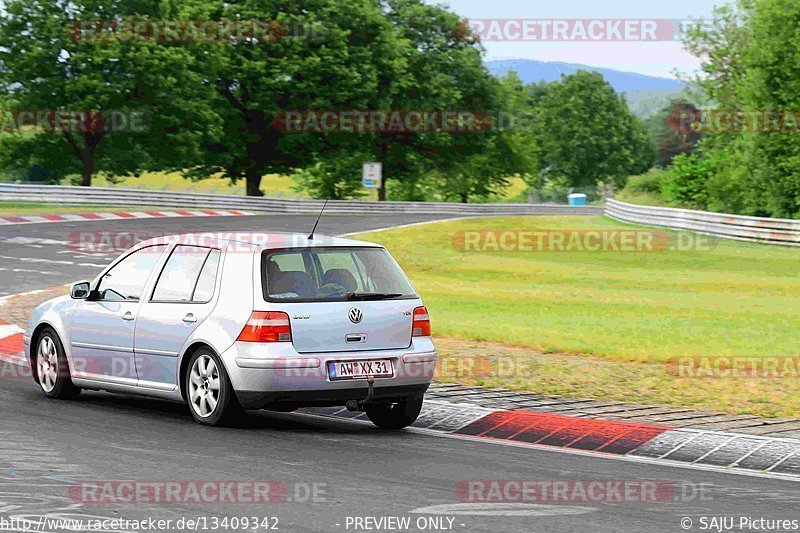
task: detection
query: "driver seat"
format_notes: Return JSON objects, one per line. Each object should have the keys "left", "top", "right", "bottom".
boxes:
{"left": 321, "top": 269, "right": 358, "bottom": 292}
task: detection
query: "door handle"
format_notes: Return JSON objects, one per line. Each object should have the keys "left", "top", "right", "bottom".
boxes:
{"left": 182, "top": 313, "right": 197, "bottom": 324}
{"left": 121, "top": 311, "right": 135, "bottom": 321}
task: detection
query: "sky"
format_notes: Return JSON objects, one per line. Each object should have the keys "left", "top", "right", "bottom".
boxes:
{"left": 432, "top": 0, "right": 727, "bottom": 79}
{"left": 0, "top": 0, "right": 724, "bottom": 79}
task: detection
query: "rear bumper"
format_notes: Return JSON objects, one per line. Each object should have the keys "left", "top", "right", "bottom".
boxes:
{"left": 237, "top": 384, "right": 430, "bottom": 410}
{"left": 220, "top": 338, "right": 437, "bottom": 410}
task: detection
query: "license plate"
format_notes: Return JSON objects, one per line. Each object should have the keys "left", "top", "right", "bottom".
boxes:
{"left": 328, "top": 359, "right": 393, "bottom": 380}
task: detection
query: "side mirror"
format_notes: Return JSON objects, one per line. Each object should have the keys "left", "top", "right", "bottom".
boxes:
{"left": 70, "top": 281, "right": 91, "bottom": 299}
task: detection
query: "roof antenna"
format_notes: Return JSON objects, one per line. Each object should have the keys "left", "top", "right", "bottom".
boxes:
{"left": 308, "top": 189, "right": 333, "bottom": 240}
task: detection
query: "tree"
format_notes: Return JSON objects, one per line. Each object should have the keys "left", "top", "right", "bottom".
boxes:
{"left": 0, "top": 0, "right": 214, "bottom": 186}
{"left": 683, "top": 0, "right": 800, "bottom": 217}
{"left": 662, "top": 153, "right": 713, "bottom": 209}
{"left": 434, "top": 71, "right": 538, "bottom": 203}
{"left": 288, "top": 0, "right": 528, "bottom": 202}
{"left": 182, "top": 0, "right": 402, "bottom": 196}
{"left": 683, "top": 2, "right": 750, "bottom": 109}
{"left": 646, "top": 99, "right": 703, "bottom": 167}
{"left": 291, "top": 154, "right": 371, "bottom": 200}
{"left": 368, "top": 0, "right": 498, "bottom": 201}
{"left": 533, "top": 70, "right": 655, "bottom": 190}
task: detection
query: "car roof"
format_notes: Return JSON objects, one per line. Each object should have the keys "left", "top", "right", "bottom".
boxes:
{"left": 137, "top": 231, "right": 381, "bottom": 250}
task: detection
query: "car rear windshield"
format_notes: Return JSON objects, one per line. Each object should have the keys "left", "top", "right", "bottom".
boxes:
{"left": 262, "top": 247, "right": 418, "bottom": 302}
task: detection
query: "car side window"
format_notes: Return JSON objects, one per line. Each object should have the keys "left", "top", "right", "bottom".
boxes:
{"left": 151, "top": 246, "right": 219, "bottom": 303}
{"left": 96, "top": 245, "right": 167, "bottom": 302}
{"left": 192, "top": 249, "right": 221, "bottom": 302}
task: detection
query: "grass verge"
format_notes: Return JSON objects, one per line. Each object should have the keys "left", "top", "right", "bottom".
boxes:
{"left": 354, "top": 215, "right": 800, "bottom": 417}
{"left": 91, "top": 171, "right": 310, "bottom": 198}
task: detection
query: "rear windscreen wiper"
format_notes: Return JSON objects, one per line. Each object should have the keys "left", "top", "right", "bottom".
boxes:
{"left": 346, "top": 292, "right": 403, "bottom": 301}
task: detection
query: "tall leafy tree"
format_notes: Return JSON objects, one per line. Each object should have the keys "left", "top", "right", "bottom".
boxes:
{"left": 371, "top": 0, "right": 492, "bottom": 201}
{"left": 182, "top": 0, "right": 402, "bottom": 196}
{"left": 534, "top": 70, "right": 655, "bottom": 189}
{"left": 434, "top": 71, "right": 538, "bottom": 203}
{"left": 684, "top": 0, "right": 800, "bottom": 217}
{"left": 297, "top": 0, "right": 524, "bottom": 201}
{"left": 0, "top": 0, "right": 215, "bottom": 186}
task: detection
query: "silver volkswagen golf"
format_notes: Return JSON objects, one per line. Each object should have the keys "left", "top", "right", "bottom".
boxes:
{"left": 24, "top": 232, "right": 437, "bottom": 427}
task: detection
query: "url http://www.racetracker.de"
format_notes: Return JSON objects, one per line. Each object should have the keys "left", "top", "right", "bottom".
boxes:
{"left": 0, "top": 515, "right": 281, "bottom": 532}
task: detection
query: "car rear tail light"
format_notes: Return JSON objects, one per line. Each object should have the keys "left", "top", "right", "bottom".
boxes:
{"left": 237, "top": 311, "right": 292, "bottom": 342}
{"left": 412, "top": 306, "right": 431, "bottom": 337}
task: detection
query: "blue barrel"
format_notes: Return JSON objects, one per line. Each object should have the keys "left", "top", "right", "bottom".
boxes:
{"left": 568, "top": 193, "right": 587, "bottom": 206}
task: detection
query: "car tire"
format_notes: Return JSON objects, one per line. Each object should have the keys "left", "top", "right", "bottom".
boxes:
{"left": 35, "top": 327, "right": 81, "bottom": 400}
{"left": 185, "top": 348, "right": 244, "bottom": 427}
{"left": 365, "top": 395, "right": 424, "bottom": 430}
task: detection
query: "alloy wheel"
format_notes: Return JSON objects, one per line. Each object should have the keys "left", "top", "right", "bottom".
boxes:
{"left": 189, "top": 354, "right": 221, "bottom": 418}
{"left": 37, "top": 336, "right": 58, "bottom": 393}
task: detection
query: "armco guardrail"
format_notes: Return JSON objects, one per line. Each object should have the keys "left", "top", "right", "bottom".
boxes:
{"left": 0, "top": 183, "right": 601, "bottom": 216}
{"left": 606, "top": 198, "right": 800, "bottom": 246}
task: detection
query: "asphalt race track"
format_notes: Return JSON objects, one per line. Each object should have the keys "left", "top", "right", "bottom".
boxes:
{"left": 2, "top": 213, "right": 800, "bottom": 533}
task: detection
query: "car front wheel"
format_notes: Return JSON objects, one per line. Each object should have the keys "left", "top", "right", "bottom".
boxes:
{"left": 186, "top": 349, "right": 243, "bottom": 426}
{"left": 365, "top": 396, "right": 424, "bottom": 429}
{"left": 36, "top": 327, "right": 81, "bottom": 400}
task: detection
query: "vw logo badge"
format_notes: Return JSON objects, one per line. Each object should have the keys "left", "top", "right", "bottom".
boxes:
{"left": 348, "top": 308, "right": 363, "bottom": 324}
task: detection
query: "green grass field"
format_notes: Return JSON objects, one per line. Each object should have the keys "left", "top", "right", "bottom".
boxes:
{"left": 358, "top": 215, "right": 800, "bottom": 361}
{"left": 92, "top": 171, "right": 309, "bottom": 198}
{"left": 353, "top": 216, "right": 800, "bottom": 416}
